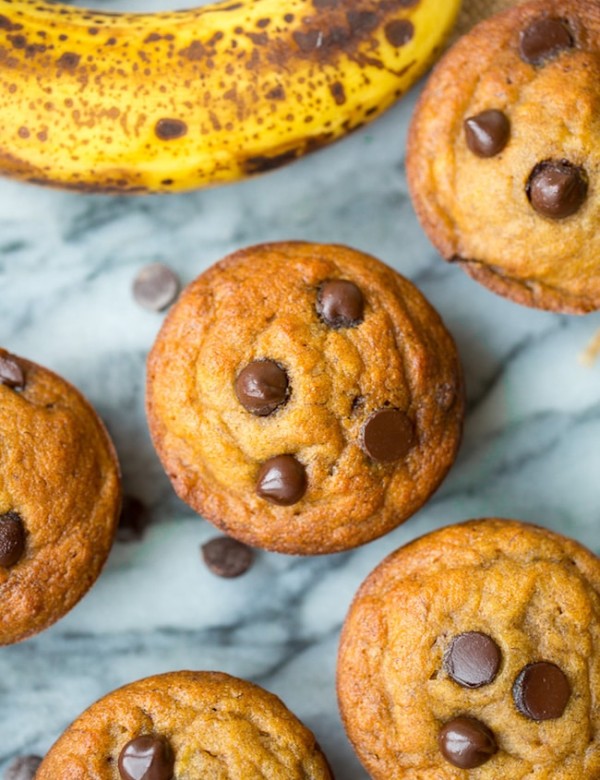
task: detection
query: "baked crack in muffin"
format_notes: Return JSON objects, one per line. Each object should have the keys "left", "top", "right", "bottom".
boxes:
{"left": 338, "top": 519, "right": 600, "bottom": 778}
{"left": 36, "top": 671, "right": 333, "bottom": 779}
{"left": 0, "top": 348, "right": 120, "bottom": 644}
{"left": 407, "top": 0, "right": 600, "bottom": 313}
{"left": 146, "top": 242, "right": 464, "bottom": 555}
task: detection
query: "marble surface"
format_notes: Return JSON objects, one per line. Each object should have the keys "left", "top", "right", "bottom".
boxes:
{"left": 2, "top": 48, "right": 600, "bottom": 778}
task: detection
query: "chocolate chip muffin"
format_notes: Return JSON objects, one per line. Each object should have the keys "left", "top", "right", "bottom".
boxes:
{"left": 407, "top": 0, "right": 600, "bottom": 313}
{"left": 146, "top": 242, "right": 464, "bottom": 555}
{"left": 36, "top": 671, "right": 333, "bottom": 779}
{"left": 0, "top": 348, "right": 120, "bottom": 644}
{"left": 337, "top": 519, "right": 600, "bottom": 778}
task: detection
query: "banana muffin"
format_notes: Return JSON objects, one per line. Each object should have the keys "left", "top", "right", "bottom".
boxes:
{"left": 0, "top": 348, "right": 120, "bottom": 644}
{"left": 407, "top": 0, "right": 600, "bottom": 313}
{"left": 36, "top": 671, "right": 333, "bottom": 779}
{"left": 338, "top": 519, "right": 600, "bottom": 779}
{"left": 146, "top": 242, "right": 464, "bottom": 555}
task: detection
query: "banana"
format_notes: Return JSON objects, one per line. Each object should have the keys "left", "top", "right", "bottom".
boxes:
{"left": 0, "top": 0, "right": 460, "bottom": 193}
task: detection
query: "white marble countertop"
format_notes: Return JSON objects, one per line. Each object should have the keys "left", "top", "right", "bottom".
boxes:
{"left": 2, "top": 47, "right": 600, "bottom": 777}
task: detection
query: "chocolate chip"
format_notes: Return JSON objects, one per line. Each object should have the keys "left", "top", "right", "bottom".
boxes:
{"left": 118, "top": 735, "right": 174, "bottom": 780}
{"left": 439, "top": 717, "right": 497, "bottom": 769}
{"left": 256, "top": 454, "right": 307, "bottom": 506}
{"left": 132, "top": 263, "right": 180, "bottom": 311}
{"left": 116, "top": 495, "right": 149, "bottom": 543}
{"left": 235, "top": 360, "right": 289, "bottom": 416}
{"left": 519, "top": 17, "right": 574, "bottom": 65}
{"left": 317, "top": 279, "right": 364, "bottom": 329}
{"left": 464, "top": 110, "right": 510, "bottom": 158}
{"left": 201, "top": 536, "right": 254, "bottom": 578}
{"left": 4, "top": 755, "right": 43, "bottom": 780}
{"left": 527, "top": 160, "right": 588, "bottom": 219}
{"left": 0, "top": 355, "right": 25, "bottom": 390}
{"left": 361, "top": 409, "right": 415, "bottom": 463}
{"left": 0, "top": 512, "right": 25, "bottom": 568}
{"left": 445, "top": 632, "right": 502, "bottom": 688}
{"left": 513, "top": 662, "right": 571, "bottom": 720}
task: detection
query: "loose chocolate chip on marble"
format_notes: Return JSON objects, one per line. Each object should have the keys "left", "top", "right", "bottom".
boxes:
{"left": 361, "top": 408, "right": 415, "bottom": 463}
{"left": 513, "top": 662, "right": 571, "bottom": 721}
{"left": 464, "top": 110, "right": 510, "bottom": 158}
{"left": 439, "top": 717, "right": 497, "bottom": 769}
{"left": 118, "top": 735, "right": 174, "bottom": 780}
{"left": 116, "top": 495, "right": 149, "bottom": 543}
{"left": 445, "top": 632, "right": 502, "bottom": 688}
{"left": 317, "top": 279, "right": 364, "bottom": 329}
{"left": 235, "top": 360, "right": 289, "bottom": 416}
{"left": 527, "top": 160, "right": 588, "bottom": 219}
{"left": 132, "top": 263, "right": 180, "bottom": 311}
{"left": 201, "top": 535, "right": 254, "bottom": 578}
{"left": 4, "top": 755, "right": 43, "bottom": 780}
{"left": 0, "top": 512, "right": 26, "bottom": 568}
{"left": 519, "top": 17, "right": 574, "bottom": 65}
{"left": 256, "top": 454, "right": 307, "bottom": 506}
{"left": 0, "top": 355, "right": 25, "bottom": 390}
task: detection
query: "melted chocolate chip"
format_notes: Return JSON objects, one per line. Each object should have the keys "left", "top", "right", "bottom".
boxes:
{"left": 464, "top": 110, "right": 510, "bottom": 158}
{"left": 361, "top": 409, "right": 415, "bottom": 463}
{"left": 519, "top": 17, "right": 574, "bottom": 65}
{"left": 256, "top": 455, "right": 307, "bottom": 506}
{"left": 439, "top": 717, "right": 497, "bottom": 769}
{"left": 527, "top": 160, "right": 588, "bottom": 219}
{"left": 317, "top": 279, "right": 364, "bottom": 329}
{"left": 4, "top": 755, "right": 43, "bottom": 780}
{"left": 235, "top": 360, "right": 289, "bottom": 416}
{"left": 0, "top": 355, "right": 25, "bottom": 389}
{"left": 513, "top": 662, "right": 571, "bottom": 721}
{"left": 118, "top": 735, "right": 174, "bottom": 780}
{"left": 445, "top": 632, "right": 502, "bottom": 688}
{"left": 132, "top": 263, "right": 180, "bottom": 311}
{"left": 0, "top": 512, "right": 25, "bottom": 568}
{"left": 201, "top": 535, "right": 254, "bottom": 578}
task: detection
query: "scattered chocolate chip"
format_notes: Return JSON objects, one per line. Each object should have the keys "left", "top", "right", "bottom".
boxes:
{"left": 0, "top": 355, "right": 25, "bottom": 390}
{"left": 201, "top": 536, "right": 254, "bottom": 578}
{"left": 464, "top": 110, "right": 510, "bottom": 158}
{"left": 445, "top": 632, "right": 502, "bottom": 688}
{"left": 4, "top": 755, "right": 43, "bottom": 780}
{"left": 361, "top": 408, "right": 415, "bottom": 463}
{"left": 132, "top": 263, "right": 180, "bottom": 311}
{"left": 235, "top": 360, "right": 289, "bottom": 416}
{"left": 118, "top": 735, "right": 174, "bottom": 780}
{"left": 256, "top": 454, "right": 307, "bottom": 506}
{"left": 0, "top": 512, "right": 25, "bottom": 568}
{"left": 439, "top": 717, "right": 497, "bottom": 769}
{"left": 117, "top": 495, "right": 149, "bottom": 542}
{"left": 527, "top": 160, "right": 588, "bottom": 219}
{"left": 513, "top": 662, "right": 571, "bottom": 721}
{"left": 519, "top": 17, "right": 574, "bottom": 65}
{"left": 317, "top": 279, "right": 364, "bottom": 329}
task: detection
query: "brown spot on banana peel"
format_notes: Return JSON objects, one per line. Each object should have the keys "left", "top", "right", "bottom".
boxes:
{"left": 155, "top": 118, "right": 187, "bottom": 140}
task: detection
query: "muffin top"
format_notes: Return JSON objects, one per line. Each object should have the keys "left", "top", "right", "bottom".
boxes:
{"left": 146, "top": 242, "right": 464, "bottom": 555}
{"left": 0, "top": 348, "right": 120, "bottom": 644}
{"left": 338, "top": 519, "right": 600, "bottom": 779}
{"left": 36, "top": 671, "right": 333, "bottom": 780}
{"left": 407, "top": 0, "right": 600, "bottom": 313}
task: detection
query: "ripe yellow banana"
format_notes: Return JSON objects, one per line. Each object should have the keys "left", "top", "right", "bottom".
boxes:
{"left": 0, "top": 0, "right": 460, "bottom": 193}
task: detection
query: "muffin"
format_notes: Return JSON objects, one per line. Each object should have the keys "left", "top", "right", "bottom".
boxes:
{"left": 146, "top": 242, "right": 464, "bottom": 555}
{"left": 337, "top": 519, "right": 600, "bottom": 779}
{"left": 0, "top": 348, "right": 120, "bottom": 644}
{"left": 36, "top": 671, "right": 333, "bottom": 779}
{"left": 407, "top": 0, "right": 600, "bottom": 313}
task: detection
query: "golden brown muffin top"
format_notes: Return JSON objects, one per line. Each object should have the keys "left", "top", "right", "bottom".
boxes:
{"left": 338, "top": 519, "right": 600, "bottom": 779}
{"left": 0, "top": 348, "right": 120, "bottom": 644}
{"left": 407, "top": 0, "right": 600, "bottom": 313}
{"left": 37, "top": 671, "right": 333, "bottom": 780}
{"left": 146, "top": 242, "right": 464, "bottom": 555}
